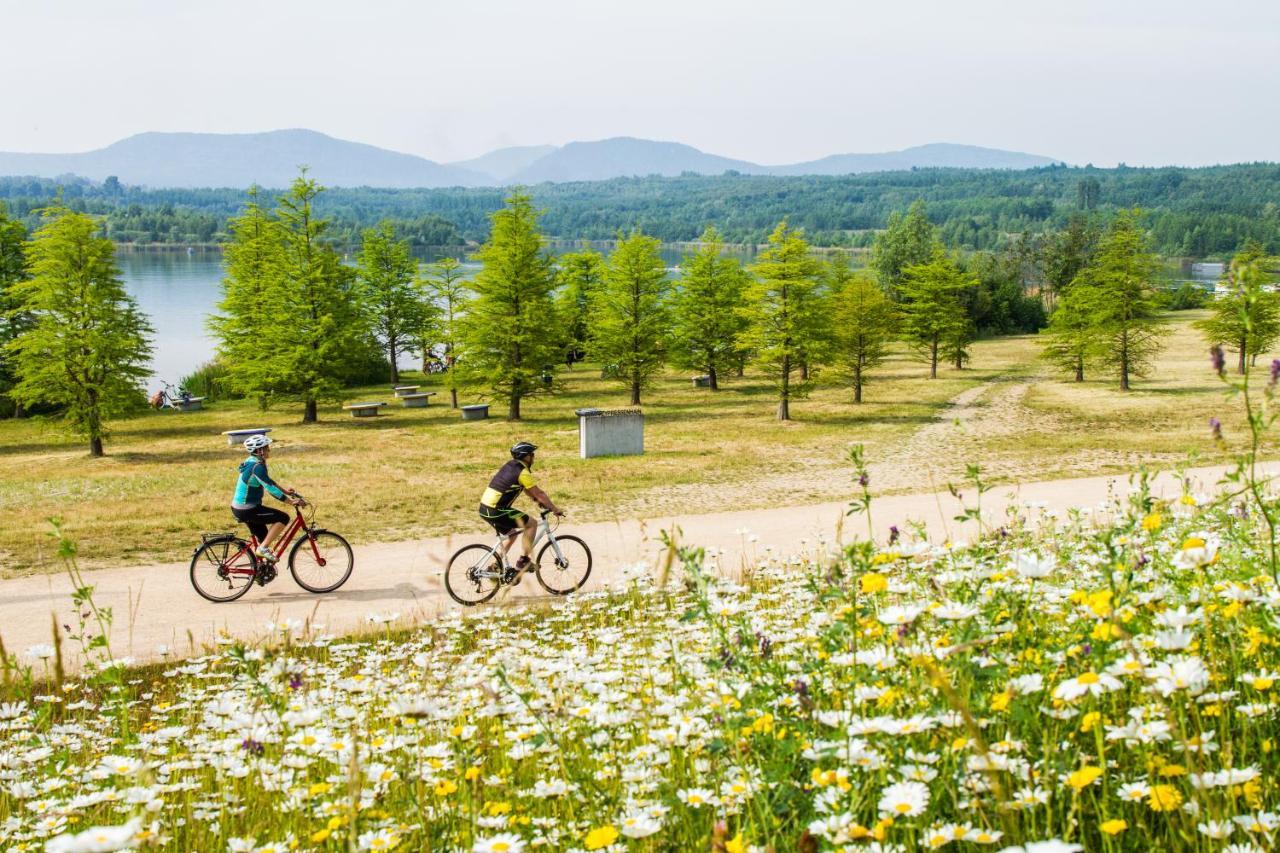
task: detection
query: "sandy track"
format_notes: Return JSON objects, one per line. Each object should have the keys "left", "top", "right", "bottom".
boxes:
{"left": 1, "top": 461, "right": 1260, "bottom": 671}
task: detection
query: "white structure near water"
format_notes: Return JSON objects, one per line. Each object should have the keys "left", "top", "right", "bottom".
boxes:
{"left": 577, "top": 408, "right": 644, "bottom": 459}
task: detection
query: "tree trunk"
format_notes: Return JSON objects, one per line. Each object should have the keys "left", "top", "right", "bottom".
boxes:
{"left": 708, "top": 364, "right": 718, "bottom": 391}
{"left": 304, "top": 399, "right": 318, "bottom": 423}
{"left": 929, "top": 337, "right": 939, "bottom": 379}
{"left": 509, "top": 392, "right": 521, "bottom": 420}
{"left": 389, "top": 337, "right": 400, "bottom": 384}
{"left": 778, "top": 355, "right": 791, "bottom": 420}
{"left": 799, "top": 360, "right": 809, "bottom": 381}
{"left": 630, "top": 371, "right": 641, "bottom": 406}
{"left": 450, "top": 387, "right": 458, "bottom": 409}
{"left": 954, "top": 349, "right": 963, "bottom": 370}
{"left": 736, "top": 355, "right": 745, "bottom": 378}
{"left": 854, "top": 361, "right": 863, "bottom": 404}
{"left": 1074, "top": 356, "right": 1084, "bottom": 382}
{"left": 13, "top": 402, "right": 25, "bottom": 419}
{"left": 89, "top": 436, "right": 104, "bottom": 457}
{"left": 1238, "top": 336, "right": 1248, "bottom": 375}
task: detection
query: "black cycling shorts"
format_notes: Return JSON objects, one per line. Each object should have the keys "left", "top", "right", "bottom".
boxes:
{"left": 232, "top": 505, "right": 289, "bottom": 541}
{"left": 479, "top": 504, "right": 528, "bottom": 536}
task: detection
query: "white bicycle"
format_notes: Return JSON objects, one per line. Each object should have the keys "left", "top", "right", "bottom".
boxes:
{"left": 444, "top": 508, "right": 592, "bottom": 605}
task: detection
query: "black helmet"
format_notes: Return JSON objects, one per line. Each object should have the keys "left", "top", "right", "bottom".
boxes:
{"left": 511, "top": 441, "right": 537, "bottom": 459}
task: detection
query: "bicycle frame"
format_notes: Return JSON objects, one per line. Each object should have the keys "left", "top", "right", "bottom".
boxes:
{"left": 222, "top": 504, "right": 322, "bottom": 578}
{"left": 474, "top": 511, "right": 565, "bottom": 579}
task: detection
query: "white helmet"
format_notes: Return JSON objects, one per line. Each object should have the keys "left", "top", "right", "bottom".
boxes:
{"left": 243, "top": 435, "right": 273, "bottom": 453}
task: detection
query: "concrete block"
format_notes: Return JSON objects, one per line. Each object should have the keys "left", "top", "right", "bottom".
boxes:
{"left": 577, "top": 408, "right": 643, "bottom": 458}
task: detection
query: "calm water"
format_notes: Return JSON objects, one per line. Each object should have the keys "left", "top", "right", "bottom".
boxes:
{"left": 118, "top": 248, "right": 1217, "bottom": 392}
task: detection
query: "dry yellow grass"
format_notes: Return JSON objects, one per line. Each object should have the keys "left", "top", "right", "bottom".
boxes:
{"left": 0, "top": 310, "right": 1270, "bottom": 575}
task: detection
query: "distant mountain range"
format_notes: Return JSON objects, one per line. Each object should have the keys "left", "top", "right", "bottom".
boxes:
{"left": 0, "top": 129, "right": 1063, "bottom": 189}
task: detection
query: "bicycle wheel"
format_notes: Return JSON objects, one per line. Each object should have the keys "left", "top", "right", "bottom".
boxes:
{"left": 536, "top": 535, "right": 592, "bottom": 595}
{"left": 289, "top": 530, "right": 354, "bottom": 593}
{"left": 190, "top": 536, "right": 257, "bottom": 603}
{"left": 444, "top": 544, "right": 503, "bottom": 606}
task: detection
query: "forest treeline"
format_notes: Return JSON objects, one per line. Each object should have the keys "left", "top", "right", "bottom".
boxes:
{"left": 3, "top": 162, "right": 1280, "bottom": 254}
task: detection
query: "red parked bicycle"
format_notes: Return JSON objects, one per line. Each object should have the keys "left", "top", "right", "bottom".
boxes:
{"left": 189, "top": 496, "right": 353, "bottom": 602}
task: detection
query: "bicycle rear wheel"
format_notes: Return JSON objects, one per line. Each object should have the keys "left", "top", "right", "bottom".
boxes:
{"left": 190, "top": 536, "right": 257, "bottom": 602}
{"left": 289, "top": 530, "right": 354, "bottom": 593}
{"left": 445, "top": 544, "right": 503, "bottom": 606}
{"left": 536, "top": 535, "right": 592, "bottom": 595}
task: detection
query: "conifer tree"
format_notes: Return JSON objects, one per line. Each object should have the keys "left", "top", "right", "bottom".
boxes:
{"left": 1196, "top": 247, "right": 1280, "bottom": 375}
{"left": 670, "top": 228, "right": 749, "bottom": 390}
{"left": 1078, "top": 210, "right": 1165, "bottom": 391}
{"left": 212, "top": 176, "right": 373, "bottom": 422}
{"left": 830, "top": 257, "right": 897, "bottom": 403}
{"left": 590, "top": 230, "right": 669, "bottom": 405}
{"left": 899, "top": 255, "right": 973, "bottom": 378}
{"left": 555, "top": 248, "right": 605, "bottom": 365}
{"left": 459, "top": 192, "right": 560, "bottom": 420}
{"left": 1041, "top": 285, "right": 1096, "bottom": 381}
{"left": 423, "top": 256, "right": 469, "bottom": 408}
{"left": 0, "top": 204, "right": 30, "bottom": 417}
{"left": 357, "top": 222, "right": 433, "bottom": 384}
{"left": 740, "top": 222, "right": 826, "bottom": 420}
{"left": 6, "top": 208, "right": 152, "bottom": 456}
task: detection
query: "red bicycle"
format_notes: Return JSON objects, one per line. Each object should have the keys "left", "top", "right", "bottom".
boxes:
{"left": 189, "top": 496, "right": 354, "bottom": 602}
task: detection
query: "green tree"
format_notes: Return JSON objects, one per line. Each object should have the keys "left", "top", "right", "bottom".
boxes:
{"left": 357, "top": 222, "right": 432, "bottom": 384}
{"left": 212, "top": 176, "right": 373, "bottom": 422}
{"left": 423, "top": 257, "right": 469, "bottom": 408}
{"left": 1196, "top": 253, "right": 1280, "bottom": 375}
{"left": 209, "top": 187, "right": 280, "bottom": 408}
{"left": 6, "top": 208, "right": 152, "bottom": 456}
{"left": 830, "top": 257, "right": 896, "bottom": 403}
{"left": 740, "top": 222, "right": 826, "bottom": 420}
{"left": 1078, "top": 210, "right": 1166, "bottom": 391}
{"left": 870, "top": 200, "right": 937, "bottom": 297}
{"left": 591, "top": 230, "right": 670, "bottom": 405}
{"left": 1041, "top": 286, "right": 1096, "bottom": 382}
{"left": 0, "top": 204, "right": 30, "bottom": 417}
{"left": 554, "top": 248, "right": 606, "bottom": 365}
{"left": 899, "top": 255, "right": 973, "bottom": 378}
{"left": 669, "top": 227, "right": 749, "bottom": 390}
{"left": 459, "top": 192, "right": 560, "bottom": 420}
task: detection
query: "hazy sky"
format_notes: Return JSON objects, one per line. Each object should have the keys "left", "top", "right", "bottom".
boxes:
{"left": 3, "top": 0, "right": 1278, "bottom": 167}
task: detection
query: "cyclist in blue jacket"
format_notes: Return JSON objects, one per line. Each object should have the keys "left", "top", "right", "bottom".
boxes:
{"left": 231, "top": 435, "right": 302, "bottom": 561}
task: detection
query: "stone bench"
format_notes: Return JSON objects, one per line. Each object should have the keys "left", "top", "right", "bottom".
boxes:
{"left": 692, "top": 375, "right": 712, "bottom": 388}
{"left": 223, "top": 427, "right": 271, "bottom": 447}
{"left": 176, "top": 396, "right": 207, "bottom": 412}
{"left": 401, "top": 392, "right": 437, "bottom": 408}
{"left": 343, "top": 402, "right": 387, "bottom": 418}
{"left": 392, "top": 385, "right": 420, "bottom": 398}
{"left": 461, "top": 404, "right": 489, "bottom": 421}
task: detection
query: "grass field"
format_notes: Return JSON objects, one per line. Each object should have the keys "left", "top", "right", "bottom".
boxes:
{"left": 0, "top": 310, "right": 1273, "bottom": 575}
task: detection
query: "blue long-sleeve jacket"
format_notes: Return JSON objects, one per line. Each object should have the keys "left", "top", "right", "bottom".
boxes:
{"left": 231, "top": 456, "right": 286, "bottom": 508}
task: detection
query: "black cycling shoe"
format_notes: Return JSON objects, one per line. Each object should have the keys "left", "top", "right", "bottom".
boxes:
{"left": 502, "top": 556, "right": 532, "bottom": 586}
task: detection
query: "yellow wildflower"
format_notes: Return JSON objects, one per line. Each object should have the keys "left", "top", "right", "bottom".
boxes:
{"left": 860, "top": 572, "right": 889, "bottom": 594}
{"left": 434, "top": 780, "right": 457, "bottom": 797}
{"left": 1100, "top": 819, "right": 1127, "bottom": 835}
{"left": 1142, "top": 513, "right": 1162, "bottom": 531}
{"left": 584, "top": 826, "right": 619, "bottom": 850}
{"left": 1081, "top": 712, "right": 1101, "bottom": 733}
{"left": 725, "top": 834, "right": 745, "bottom": 853}
{"left": 1067, "top": 765, "right": 1103, "bottom": 790}
{"left": 1147, "top": 785, "right": 1182, "bottom": 812}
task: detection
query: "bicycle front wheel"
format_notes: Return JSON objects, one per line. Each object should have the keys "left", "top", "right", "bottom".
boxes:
{"left": 445, "top": 544, "right": 502, "bottom": 606}
{"left": 536, "top": 534, "right": 592, "bottom": 595}
{"left": 289, "top": 530, "right": 354, "bottom": 593}
{"left": 190, "top": 536, "right": 257, "bottom": 603}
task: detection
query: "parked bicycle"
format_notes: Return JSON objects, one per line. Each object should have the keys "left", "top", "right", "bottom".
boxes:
{"left": 444, "top": 508, "right": 592, "bottom": 605}
{"left": 151, "top": 381, "right": 193, "bottom": 410}
{"left": 189, "top": 495, "right": 354, "bottom": 602}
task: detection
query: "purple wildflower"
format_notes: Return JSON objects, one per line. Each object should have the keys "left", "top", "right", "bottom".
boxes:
{"left": 1209, "top": 417, "right": 1223, "bottom": 441}
{"left": 1210, "top": 345, "right": 1225, "bottom": 376}
{"left": 858, "top": 472, "right": 870, "bottom": 488}
{"left": 1271, "top": 359, "right": 1280, "bottom": 386}
{"left": 288, "top": 673, "right": 304, "bottom": 690}
{"left": 241, "top": 738, "right": 264, "bottom": 756}
{"left": 888, "top": 525, "right": 900, "bottom": 545}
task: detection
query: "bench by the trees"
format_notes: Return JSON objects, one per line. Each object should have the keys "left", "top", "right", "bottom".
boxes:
{"left": 176, "top": 396, "right": 207, "bottom": 411}
{"left": 392, "top": 385, "right": 420, "bottom": 398}
{"left": 222, "top": 427, "right": 271, "bottom": 447}
{"left": 461, "top": 404, "right": 489, "bottom": 421}
{"left": 692, "top": 375, "right": 712, "bottom": 388}
{"left": 400, "top": 392, "right": 437, "bottom": 408}
{"left": 343, "top": 402, "right": 387, "bottom": 418}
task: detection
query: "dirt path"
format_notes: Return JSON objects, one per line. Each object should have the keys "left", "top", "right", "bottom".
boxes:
{"left": 1, "top": 461, "right": 1262, "bottom": 672}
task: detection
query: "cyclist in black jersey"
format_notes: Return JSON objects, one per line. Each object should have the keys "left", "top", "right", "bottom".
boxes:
{"left": 480, "top": 441, "right": 563, "bottom": 575}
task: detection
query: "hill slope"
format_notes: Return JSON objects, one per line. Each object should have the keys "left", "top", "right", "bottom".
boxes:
{"left": 769, "top": 142, "right": 1060, "bottom": 175}
{"left": 508, "top": 137, "right": 763, "bottom": 183}
{"left": 0, "top": 129, "right": 487, "bottom": 189}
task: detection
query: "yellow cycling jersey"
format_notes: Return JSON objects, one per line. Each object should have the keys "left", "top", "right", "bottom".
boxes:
{"left": 480, "top": 459, "right": 537, "bottom": 509}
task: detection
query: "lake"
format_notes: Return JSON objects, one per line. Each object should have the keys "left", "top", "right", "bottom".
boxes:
{"left": 118, "top": 248, "right": 1219, "bottom": 391}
